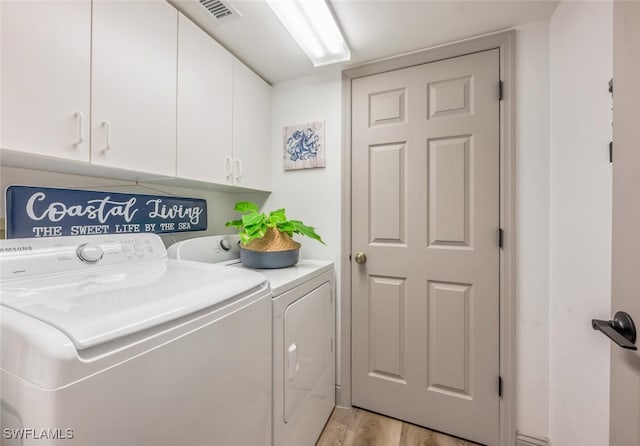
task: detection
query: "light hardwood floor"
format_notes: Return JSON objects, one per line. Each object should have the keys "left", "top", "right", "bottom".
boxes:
{"left": 316, "top": 407, "right": 482, "bottom": 446}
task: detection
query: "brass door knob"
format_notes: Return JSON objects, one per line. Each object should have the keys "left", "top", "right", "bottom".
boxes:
{"left": 354, "top": 252, "right": 367, "bottom": 264}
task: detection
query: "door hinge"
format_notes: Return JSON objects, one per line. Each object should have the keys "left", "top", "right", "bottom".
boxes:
{"left": 498, "top": 376, "right": 503, "bottom": 397}
{"left": 498, "top": 80, "right": 504, "bottom": 101}
{"left": 498, "top": 228, "right": 504, "bottom": 248}
{"left": 609, "top": 141, "right": 613, "bottom": 163}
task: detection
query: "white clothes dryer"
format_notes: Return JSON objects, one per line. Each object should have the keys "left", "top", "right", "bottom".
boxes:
{"left": 0, "top": 234, "right": 272, "bottom": 446}
{"left": 168, "top": 235, "right": 335, "bottom": 446}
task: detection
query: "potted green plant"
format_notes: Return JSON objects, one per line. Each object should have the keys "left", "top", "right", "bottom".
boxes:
{"left": 225, "top": 201, "right": 324, "bottom": 268}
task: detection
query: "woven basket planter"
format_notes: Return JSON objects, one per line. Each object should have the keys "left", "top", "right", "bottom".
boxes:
{"left": 240, "top": 227, "right": 301, "bottom": 269}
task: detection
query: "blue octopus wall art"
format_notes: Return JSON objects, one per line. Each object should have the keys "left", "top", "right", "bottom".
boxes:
{"left": 286, "top": 128, "right": 320, "bottom": 162}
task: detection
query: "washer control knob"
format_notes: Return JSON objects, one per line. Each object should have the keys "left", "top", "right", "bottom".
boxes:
{"left": 77, "top": 243, "right": 104, "bottom": 263}
{"left": 220, "top": 239, "right": 232, "bottom": 251}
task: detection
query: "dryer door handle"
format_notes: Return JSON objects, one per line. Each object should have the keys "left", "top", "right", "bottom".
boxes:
{"left": 287, "top": 343, "right": 299, "bottom": 380}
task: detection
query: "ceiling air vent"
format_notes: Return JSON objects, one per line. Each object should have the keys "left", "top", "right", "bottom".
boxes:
{"left": 198, "top": 0, "right": 240, "bottom": 23}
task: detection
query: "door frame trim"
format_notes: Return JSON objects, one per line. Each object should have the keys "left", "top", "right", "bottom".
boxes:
{"left": 339, "top": 30, "right": 516, "bottom": 446}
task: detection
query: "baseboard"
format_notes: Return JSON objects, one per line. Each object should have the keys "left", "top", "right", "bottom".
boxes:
{"left": 516, "top": 432, "right": 550, "bottom": 446}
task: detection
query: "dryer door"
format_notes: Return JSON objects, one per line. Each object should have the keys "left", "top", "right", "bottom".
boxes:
{"left": 283, "top": 282, "right": 332, "bottom": 423}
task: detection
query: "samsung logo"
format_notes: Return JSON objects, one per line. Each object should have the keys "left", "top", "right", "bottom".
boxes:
{"left": 0, "top": 246, "right": 33, "bottom": 253}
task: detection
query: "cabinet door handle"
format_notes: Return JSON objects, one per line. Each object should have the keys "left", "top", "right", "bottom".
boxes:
{"left": 73, "top": 112, "right": 84, "bottom": 148}
{"left": 225, "top": 156, "right": 233, "bottom": 178}
{"left": 101, "top": 121, "right": 111, "bottom": 153}
{"left": 235, "top": 159, "right": 243, "bottom": 179}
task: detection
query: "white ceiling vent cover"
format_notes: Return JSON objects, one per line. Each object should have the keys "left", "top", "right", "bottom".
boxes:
{"left": 198, "top": 0, "right": 241, "bottom": 23}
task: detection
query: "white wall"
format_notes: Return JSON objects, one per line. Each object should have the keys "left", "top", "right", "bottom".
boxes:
{"left": 516, "top": 20, "right": 551, "bottom": 442}
{"left": 265, "top": 68, "right": 343, "bottom": 381}
{"left": 0, "top": 165, "right": 268, "bottom": 243}
{"left": 549, "top": 2, "right": 612, "bottom": 446}
{"left": 265, "top": 69, "right": 342, "bottom": 263}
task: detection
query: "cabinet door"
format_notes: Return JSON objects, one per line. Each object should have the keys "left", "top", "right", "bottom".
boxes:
{"left": 1, "top": 0, "right": 90, "bottom": 161}
{"left": 177, "top": 13, "right": 233, "bottom": 184}
{"left": 91, "top": 0, "right": 177, "bottom": 176}
{"left": 232, "top": 60, "right": 271, "bottom": 191}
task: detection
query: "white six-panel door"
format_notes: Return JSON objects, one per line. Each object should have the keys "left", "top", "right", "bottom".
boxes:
{"left": 351, "top": 49, "right": 500, "bottom": 446}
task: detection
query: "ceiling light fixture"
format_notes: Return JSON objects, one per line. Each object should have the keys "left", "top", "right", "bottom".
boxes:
{"left": 265, "top": 0, "right": 351, "bottom": 67}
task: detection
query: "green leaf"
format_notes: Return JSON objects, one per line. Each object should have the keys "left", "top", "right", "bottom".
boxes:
{"left": 242, "top": 212, "right": 264, "bottom": 227}
{"left": 234, "top": 201, "right": 259, "bottom": 214}
{"left": 240, "top": 226, "right": 267, "bottom": 245}
{"left": 254, "top": 225, "right": 268, "bottom": 240}
{"left": 276, "top": 221, "right": 296, "bottom": 233}
{"left": 244, "top": 222, "right": 264, "bottom": 235}
{"left": 268, "top": 208, "right": 287, "bottom": 225}
{"left": 239, "top": 230, "right": 252, "bottom": 244}
{"left": 290, "top": 220, "right": 325, "bottom": 244}
{"left": 224, "top": 219, "right": 243, "bottom": 228}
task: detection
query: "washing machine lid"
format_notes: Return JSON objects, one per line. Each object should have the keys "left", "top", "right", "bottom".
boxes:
{"left": 0, "top": 260, "right": 267, "bottom": 350}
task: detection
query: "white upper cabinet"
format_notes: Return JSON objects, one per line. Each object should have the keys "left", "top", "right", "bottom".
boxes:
{"left": 1, "top": 1, "right": 91, "bottom": 161}
{"left": 1, "top": 1, "right": 271, "bottom": 190}
{"left": 91, "top": 0, "right": 177, "bottom": 176}
{"left": 177, "top": 13, "right": 233, "bottom": 184}
{"left": 232, "top": 59, "right": 272, "bottom": 191}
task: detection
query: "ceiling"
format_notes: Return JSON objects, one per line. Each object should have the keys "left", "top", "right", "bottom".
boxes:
{"left": 171, "top": 0, "right": 559, "bottom": 84}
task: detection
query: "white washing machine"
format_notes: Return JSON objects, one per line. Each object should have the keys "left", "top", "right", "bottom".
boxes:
{"left": 168, "top": 235, "right": 335, "bottom": 446}
{"left": 0, "top": 233, "right": 272, "bottom": 446}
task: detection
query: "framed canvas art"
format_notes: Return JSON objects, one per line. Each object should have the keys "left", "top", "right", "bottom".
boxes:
{"left": 283, "top": 121, "right": 325, "bottom": 170}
